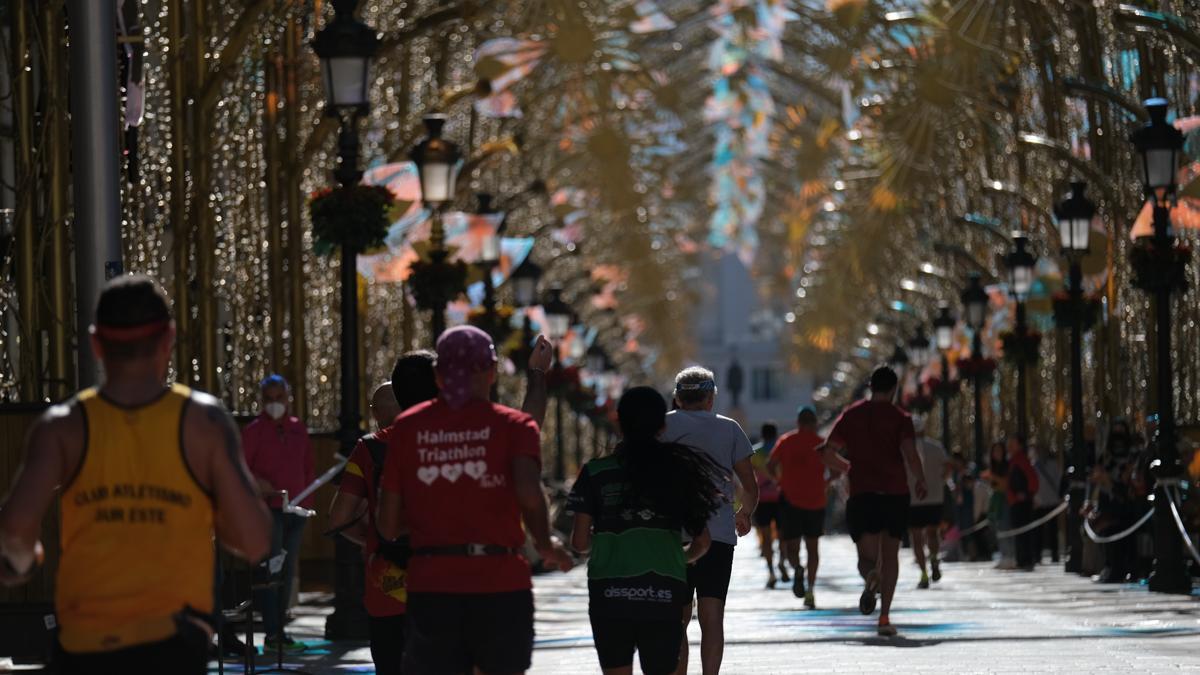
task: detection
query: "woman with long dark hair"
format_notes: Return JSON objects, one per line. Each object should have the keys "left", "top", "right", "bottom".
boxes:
{"left": 569, "top": 386, "right": 723, "bottom": 675}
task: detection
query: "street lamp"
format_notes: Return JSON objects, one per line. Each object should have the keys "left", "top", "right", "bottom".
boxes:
{"left": 410, "top": 114, "right": 463, "bottom": 341}
{"left": 543, "top": 286, "right": 573, "bottom": 482}
{"left": 586, "top": 344, "right": 609, "bottom": 375}
{"left": 474, "top": 193, "right": 503, "bottom": 323}
{"left": 1004, "top": 232, "right": 1037, "bottom": 439}
{"left": 932, "top": 304, "right": 957, "bottom": 456}
{"left": 311, "top": 0, "right": 378, "bottom": 640}
{"left": 908, "top": 325, "right": 931, "bottom": 370}
{"left": 1131, "top": 97, "right": 1189, "bottom": 594}
{"left": 510, "top": 259, "right": 542, "bottom": 372}
{"left": 1054, "top": 181, "right": 1095, "bottom": 575}
{"left": 962, "top": 272, "right": 989, "bottom": 470}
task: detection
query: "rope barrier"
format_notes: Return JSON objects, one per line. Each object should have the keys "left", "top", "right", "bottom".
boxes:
{"left": 1164, "top": 485, "right": 1200, "bottom": 567}
{"left": 1083, "top": 507, "right": 1154, "bottom": 544}
{"left": 994, "top": 500, "right": 1070, "bottom": 539}
{"left": 955, "top": 517, "right": 991, "bottom": 537}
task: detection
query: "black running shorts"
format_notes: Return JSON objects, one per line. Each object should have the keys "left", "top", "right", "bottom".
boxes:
{"left": 55, "top": 622, "right": 209, "bottom": 675}
{"left": 404, "top": 591, "right": 533, "bottom": 674}
{"left": 753, "top": 501, "right": 779, "bottom": 528}
{"left": 687, "top": 541, "right": 735, "bottom": 601}
{"left": 779, "top": 498, "right": 825, "bottom": 540}
{"left": 846, "top": 493, "right": 911, "bottom": 542}
{"left": 589, "top": 613, "right": 684, "bottom": 675}
{"left": 907, "top": 503, "right": 943, "bottom": 529}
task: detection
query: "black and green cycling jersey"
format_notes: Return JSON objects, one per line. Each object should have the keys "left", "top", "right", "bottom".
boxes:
{"left": 568, "top": 455, "right": 689, "bottom": 618}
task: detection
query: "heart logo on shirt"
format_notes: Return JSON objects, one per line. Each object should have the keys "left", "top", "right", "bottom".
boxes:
{"left": 441, "top": 463, "right": 463, "bottom": 482}
{"left": 463, "top": 460, "right": 487, "bottom": 480}
{"left": 417, "top": 466, "right": 440, "bottom": 485}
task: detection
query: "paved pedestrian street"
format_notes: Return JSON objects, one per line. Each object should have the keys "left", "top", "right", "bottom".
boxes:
{"left": 198, "top": 535, "right": 1200, "bottom": 674}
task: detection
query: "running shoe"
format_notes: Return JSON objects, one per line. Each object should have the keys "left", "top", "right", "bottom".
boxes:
{"left": 793, "top": 574, "right": 806, "bottom": 599}
{"left": 264, "top": 634, "right": 306, "bottom": 653}
{"left": 918, "top": 571, "right": 930, "bottom": 589}
{"left": 931, "top": 562, "right": 942, "bottom": 582}
{"left": 767, "top": 575, "right": 777, "bottom": 590}
{"left": 877, "top": 618, "right": 897, "bottom": 637}
{"left": 859, "top": 569, "right": 879, "bottom": 615}
{"left": 779, "top": 564, "right": 791, "bottom": 583}
{"left": 803, "top": 590, "right": 816, "bottom": 609}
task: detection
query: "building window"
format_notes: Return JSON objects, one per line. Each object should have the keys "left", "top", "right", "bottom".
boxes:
{"left": 751, "top": 367, "right": 783, "bottom": 401}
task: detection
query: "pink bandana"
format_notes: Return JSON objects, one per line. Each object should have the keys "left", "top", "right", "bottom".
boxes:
{"left": 435, "top": 325, "right": 498, "bottom": 409}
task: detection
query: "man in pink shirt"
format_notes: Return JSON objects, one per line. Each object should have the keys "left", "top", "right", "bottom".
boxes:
{"left": 242, "top": 374, "right": 315, "bottom": 649}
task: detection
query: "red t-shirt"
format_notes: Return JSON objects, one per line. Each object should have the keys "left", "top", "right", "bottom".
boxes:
{"left": 770, "top": 429, "right": 827, "bottom": 509}
{"left": 379, "top": 398, "right": 541, "bottom": 594}
{"left": 242, "top": 414, "right": 315, "bottom": 509}
{"left": 339, "top": 428, "right": 406, "bottom": 617}
{"left": 828, "top": 400, "right": 914, "bottom": 497}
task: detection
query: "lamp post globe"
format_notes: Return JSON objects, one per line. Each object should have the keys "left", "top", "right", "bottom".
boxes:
{"left": 410, "top": 114, "right": 463, "bottom": 207}
{"left": 933, "top": 304, "right": 956, "bottom": 351}
{"left": 888, "top": 344, "right": 909, "bottom": 370}
{"left": 1054, "top": 182, "right": 1094, "bottom": 256}
{"left": 511, "top": 259, "right": 543, "bottom": 309}
{"left": 312, "top": 0, "right": 379, "bottom": 114}
{"left": 1004, "top": 233, "right": 1037, "bottom": 301}
{"left": 961, "top": 273, "right": 988, "bottom": 331}
{"left": 543, "top": 286, "right": 573, "bottom": 343}
{"left": 908, "top": 325, "right": 931, "bottom": 369}
{"left": 586, "top": 344, "right": 609, "bottom": 375}
{"left": 1132, "top": 98, "right": 1184, "bottom": 199}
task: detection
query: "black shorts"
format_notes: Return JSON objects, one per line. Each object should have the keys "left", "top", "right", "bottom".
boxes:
{"left": 779, "top": 499, "right": 824, "bottom": 540}
{"left": 753, "top": 501, "right": 779, "bottom": 528}
{"left": 687, "top": 541, "right": 735, "bottom": 601}
{"left": 590, "top": 613, "right": 684, "bottom": 675}
{"left": 369, "top": 613, "right": 407, "bottom": 675}
{"left": 908, "top": 503, "right": 944, "bottom": 529}
{"left": 846, "top": 493, "right": 910, "bottom": 542}
{"left": 55, "top": 624, "right": 208, "bottom": 675}
{"left": 404, "top": 591, "right": 533, "bottom": 674}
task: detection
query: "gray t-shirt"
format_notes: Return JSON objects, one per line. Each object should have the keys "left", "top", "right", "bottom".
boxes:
{"left": 663, "top": 409, "right": 754, "bottom": 545}
{"left": 908, "top": 437, "right": 947, "bottom": 506}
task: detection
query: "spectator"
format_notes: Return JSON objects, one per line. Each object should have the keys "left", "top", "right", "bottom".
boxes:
{"left": 1089, "top": 418, "right": 1147, "bottom": 583}
{"left": 1006, "top": 435, "right": 1039, "bottom": 571}
{"left": 1030, "top": 442, "right": 1062, "bottom": 564}
{"left": 986, "top": 441, "right": 1015, "bottom": 569}
{"left": 242, "top": 374, "right": 315, "bottom": 650}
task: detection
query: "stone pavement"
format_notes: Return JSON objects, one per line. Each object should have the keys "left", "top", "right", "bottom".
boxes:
{"left": 192, "top": 535, "right": 1200, "bottom": 673}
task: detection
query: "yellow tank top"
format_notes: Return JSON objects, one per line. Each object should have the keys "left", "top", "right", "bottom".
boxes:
{"left": 57, "top": 383, "right": 215, "bottom": 653}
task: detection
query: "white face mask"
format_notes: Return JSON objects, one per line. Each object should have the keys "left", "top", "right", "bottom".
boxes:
{"left": 265, "top": 402, "right": 287, "bottom": 420}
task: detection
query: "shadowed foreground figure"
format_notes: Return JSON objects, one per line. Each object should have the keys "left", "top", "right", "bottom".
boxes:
{"left": 0, "top": 274, "right": 271, "bottom": 674}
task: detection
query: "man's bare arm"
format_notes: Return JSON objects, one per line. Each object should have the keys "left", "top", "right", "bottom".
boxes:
{"left": 571, "top": 512, "right": 592, "bottom": 555}
{"left": 732, "top": 456, "right": 758, "bottom": 536}
{"left": 900, "top": 438, "right": 927, "bottom": 499}
{"left": 328, "top": 491, "right": 368, "bottom": 547}
{"left": 376, "top": 489, "right": 406, "bottom": 541}
{"left": 513, "top": 455, "right": 573, "bottom": 570}
{"left": 189, "top": 395, "right": 271, "bottom": 563}
{"left": 820, "top": 438, "right": 851, "bottom": 474}
{"left": 519, "top": 335, "right": 554, "bottom": 427}
{"left": 0, "top": 405, "right": 74, "bottom": 583}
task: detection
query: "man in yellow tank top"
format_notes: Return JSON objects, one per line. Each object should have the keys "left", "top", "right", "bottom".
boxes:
{"left": 0, "top": 275, "right": 271, "bottom": 674}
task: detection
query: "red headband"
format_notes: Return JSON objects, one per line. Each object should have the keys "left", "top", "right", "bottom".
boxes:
{"left": 92, "top": 320, "right": 171, "bottom": 342}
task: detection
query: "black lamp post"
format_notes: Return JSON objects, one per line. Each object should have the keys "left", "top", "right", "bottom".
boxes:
{"left": 1131, "top": 98, "right": 1190, "bottom": 594}
{"left": 475, "top": 193, "right": 503, "bottom": 322}
{"left": 410, "top": 114, "right": 463, "bottom": 343}
{"left": 1003, "top": 233, "right": 1037, "bottom": 440}
{"left": 543, "top": 286, "right": 573, "bottom": 482}
{"left": 312, "top": 0, "right": 378, "bottom": 641}
{"left": 908, "top": 324, "right": 931, "bottom": 385}
{"left": 510, "top": 259, "right": 543, "bottom": 371}
{"left": 933, "top": 304, "right": 957, "bottom": 455}
{"left": 962, "top": 273, "right": 989, "bottom": 470}
{"left": 1054, "top": 181, "right": 1095, "bottom": 575}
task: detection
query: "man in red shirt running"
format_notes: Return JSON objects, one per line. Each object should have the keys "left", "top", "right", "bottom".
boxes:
{"left": 821, "top": 367, "right": 926, "bottom": 637}
{"left": 377, "top": 326, "right": 572, "bottom": 674}
{"left": 768, "top": 406, "right": 831, "bottom": 608}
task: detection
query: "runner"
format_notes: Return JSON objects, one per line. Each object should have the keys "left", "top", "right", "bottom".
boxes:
{"left": 0, "top": 275, "right": 271, "bottom": 674}
{"left": 569, "top": 386, "right": 723, "bottom": 675}
{"left": 663, "top": 366, "right": 757, "bottom": 675}
{"left": 750, "top": 422, "right": 788, "bottom": 588}
{"left": 767, "top": 406, "right": 830, "bottom": 608}
{"left": 820, "top": 366, "right": 926, "bottom": 637}
{"left": 907, "top": 416, "right": 949, "bottom": 589}
{"left": 330, "top": 337, "right": 554, "bottom": 674}
{"left": 376, "top": 326, "right": 572, "bottom": 675}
